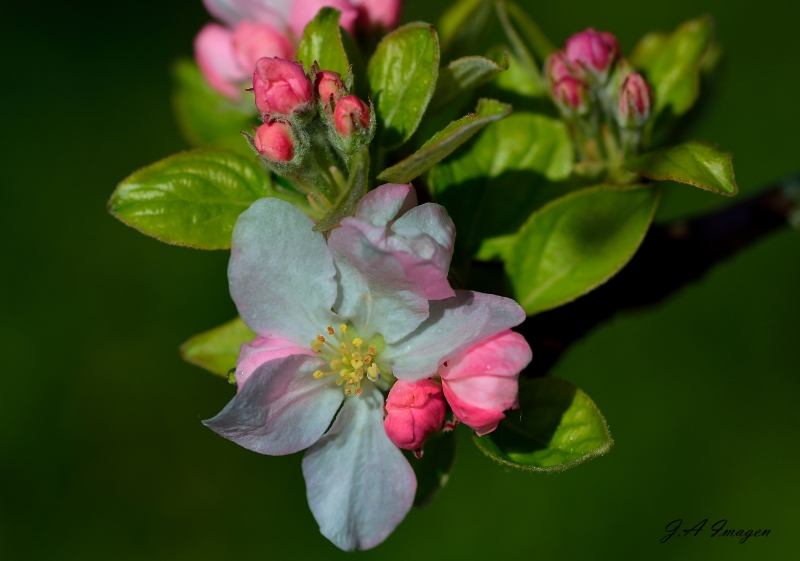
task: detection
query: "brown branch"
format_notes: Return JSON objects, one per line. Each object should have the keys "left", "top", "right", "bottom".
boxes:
{"left": 511, "top": 174, "right": 800, "bottom": 377}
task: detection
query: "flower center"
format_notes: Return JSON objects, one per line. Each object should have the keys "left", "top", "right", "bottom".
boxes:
{"left": 310, "top": 324, "right": 381, "bottom": 396}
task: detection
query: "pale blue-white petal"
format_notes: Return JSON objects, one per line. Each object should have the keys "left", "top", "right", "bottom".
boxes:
{"left": 203, "top": 0, "right": 291, "bottom": 28}
{"left": 354, "top": 183, "right": 417, "bottom": 227}
{"left": 302, "top": 385, "right": 416, "bottom": 551}
{"left": 382, "top": 290, "right": 527, "bottom": 381}
{"left": 229, "top": 198, "right": 340, "bottom": 347}
{"left": 203, "top": 354, "right": 343, "bottom": 455}
{"left": 329, "top": 223, "right": 429, "bottom": 344}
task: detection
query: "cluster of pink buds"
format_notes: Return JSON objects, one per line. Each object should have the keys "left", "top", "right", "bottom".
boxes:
{"left": 545, "top": 28, "right": 655, "bottom": 158}
{"left": 249, "top": 57, "right": 374, "bottom": 166}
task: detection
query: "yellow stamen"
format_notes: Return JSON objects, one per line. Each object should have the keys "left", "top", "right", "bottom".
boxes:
{"left": 339, "top": 324, "right": 348, "bottom": 334}
{"left": 364, "top": 355, "right": 372, "bottom": 364}
{"left": 316, "top": 335, "right": 326, "bottom": 342}
{"left": 313, "top": 370, "right": 324, "bottom": 379}
{"left": 368, "top": 346, "right": 376, "bottom": 355}
{"left": 311, "top": 340, "right": 324, "bottom": 352}
{"left": 352, "top": 338, "right": 363, "bottom": 348}
{"left": 351, "top": 358, "right": 363, "bottom": 369}
{"left": 327, "top": 326, "right": 335, "bottom": 335}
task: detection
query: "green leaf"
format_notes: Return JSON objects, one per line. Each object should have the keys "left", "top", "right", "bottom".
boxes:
{"left": 403, "top": 430, "right": 456, "bottom": 508}
{"left": 473, "top": 377, "right": 613, "bottom": 472}
{"left": 171, "top": 59, "right": 258, "bottom": 156}
{"left": 438, "top": 0, "right": 493, "bottom": 58}
{"left": 109, "top": 149, "right": 273, "bottom": 249}
{"left": 368, "top": 22, "right": 440, "bottom": 149}
{"left": 180, "top": 317, "right": 256, "bottom": 377}
{"left": 489, "top": 48, "right": 545, "bottom": 98}
{"left": 630, "top": 32, "right": 668, "bottom": 70}
{"left": 507, "top": 185, "right": 659, "bottom": 315}
{"left": 494, "top": 0, "right": 544, "bottom": 89}
{"left": 378, "top": 99, "right": 511, "bottom": 184}
{"left": 313, "top": 147, "right": 370, "bottom": 232}
{"left": 429, "top": 112, "right": 573, "bottom": 262}
{"left": 624, "top": 140, "right": 738, "bottom": 196}
{"left": 641, "top": 16, "right": 714, "bottom": 117}
{"left": 296, "top": 7, "right": 350, "bottom": 76}
{"left": 430, "top": 55, "right": 509, "bottom": 110}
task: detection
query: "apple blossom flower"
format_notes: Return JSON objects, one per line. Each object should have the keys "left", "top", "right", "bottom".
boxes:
{"left": 204, "top": 183, "right": 528, "bottom": 550}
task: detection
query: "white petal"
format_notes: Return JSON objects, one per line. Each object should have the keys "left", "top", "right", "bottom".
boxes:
{"left": 229, "top": 198, "right": 340, "bottom": 346}
{"left": 329, "top": 223, "right": 429, "bottom": 344}
{"left": 390, "top": 202, "right": 456, "bottom": 259}
{"left": 355, "top": 183, "right": 417, "bottom": 227}
{"left": 203, "top": 354, "right": 343, "bottom": 455}
{"left": 383, "top": 290, "right": 527, "bottom": 381}
{"left": 203, "top": 0, "right": 291, "bottom": 28}
{"left": 302, "top": 386, "right": 416, "bottom": 551}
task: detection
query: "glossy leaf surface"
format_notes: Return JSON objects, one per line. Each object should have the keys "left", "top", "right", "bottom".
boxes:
{"left": 296, "top": 8, "right": 350, "bottom": 76}
{"left": 625, "top": 140, "right": 738, "bottom": 196}
{"left": 180, "top": 317, "right": 256, "bottom": 377}
{"left": 507, "top": 185, "right": 659, "bottom": 315}
{"left": 378, "top": 99, "right": 511, "bottom": 184}
{"left": 473, "top": 377, "right": 613, "bottom": 472}
{"left": 109, "top": 149, "right": 272, "bottom": 249}
{"left": 368, "top": 23, "right": 440, "bottom": 149}
{"left": 429, "top": 112, "right": 573, "bottom": 262}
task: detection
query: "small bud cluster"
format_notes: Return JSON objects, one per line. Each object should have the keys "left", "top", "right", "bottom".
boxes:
{"left": 246, "top": 57, "right": 376, "bottom": 217}
{"left": 544, "top": 28, "right": 654, "bottom": 165}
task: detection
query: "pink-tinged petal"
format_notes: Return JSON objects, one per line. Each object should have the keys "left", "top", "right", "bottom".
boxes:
{"left": 194, "top": 23, "right": 247, "bottom": 99}
{"left": 232, "top": 21, "right": 295, "bottom": 72}
{"left": 384, "top": 379, "right": 446, "bottom": 450}
{"left": 355, "top": 183, "right": 417, "bottom": 227}
{"left": 253, "top": 57, "right": 314, "bottom": 115}
{"left": 203, "top": 0, "right": 291, "bottom": 28}
{"left": 229, "top": 198, "right": 340, "bottom": 347}
{"left": 350, "top": 0, "right": 402, "bottom": 30}
{"left": 440, "top": 330, "right": 532, "bottom": 435}
{"left": 383, "top": 291, "right": 527, "bottom": 382}
{"left": 203, "top": 354, "right": 343, "bottom": 455}
{"left": 302, "top": 386, "right": 416, "bottom": 551}
{"left": 235, "top": 336, "right": 312, "bottom": 387}
{"left": 388, "top": 203, "right": 456, "bottom": 300}
{"left": 288, "top": 0, "right": 359, "bottom": 37}
{"left": 328, "top": 221, "right": 428, "bottom": 344}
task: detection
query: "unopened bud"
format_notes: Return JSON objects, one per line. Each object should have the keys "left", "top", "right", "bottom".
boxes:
{"left": 565, "top": 28, "right": 620, "bottom": 84}
{"left": 334, "top": 95, "right": 370, "bottom": 136}
{"left": 253, "top": 57, "right": 313, "bottom": 117}
{"left": 315, "top": 70, "right": 345, "bottom": 108}
{"left": 616, "top": 73, "right": 653, "bottom": 128}
{"left": 254, "top": 121, "right": 295, "bottom": 162}
{"left": 384, "top": 379, "right": 446, "bottom": 451}
{"left": 545, "top": 50, "right": 582, "bottom": 87}
{"left": 553, "top": 77, "right": 591, "bottom": 116}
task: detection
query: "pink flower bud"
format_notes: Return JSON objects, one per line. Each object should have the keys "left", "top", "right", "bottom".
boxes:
{"left": 315, "top": 70, "right": 345, "bottom": 108}
{"left": 565, "top": 28, "right": 620, "bottom": 83}
{"left": 384, "top": 379, "right": 446, "bottom": 451}
{"left": 254, "top": 121, "right": 295, "bottom": 161}
{"left": 545, "top": 50, "right": 582, "bottom": 87}
{"left": 232, "top": 21, "right": 295, "bottom": 73}
{"left": 253, "top": 57, "right": 314, "bottom": 116}
{"left": 334, "top": 95, "right": 370, "bottom": 136}
{"left": 553, "top": 77, "right": 591, "bottom": 115}
{"left": 617, "top": 73, "right": 653, "bottom": 128}
{"left": 352, "top": 0, "right": 402, "bottom": 30}
{"left": 288, "top": 0, "right": 359, "bottom": 37}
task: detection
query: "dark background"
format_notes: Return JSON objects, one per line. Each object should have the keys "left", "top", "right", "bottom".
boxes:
{"left": 2, "top": 0, "right": 799, "bottom": 559}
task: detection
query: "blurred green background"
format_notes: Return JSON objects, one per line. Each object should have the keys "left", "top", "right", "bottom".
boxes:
{"left": 2, "top": 0, "right": 799, "bottom": 559}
